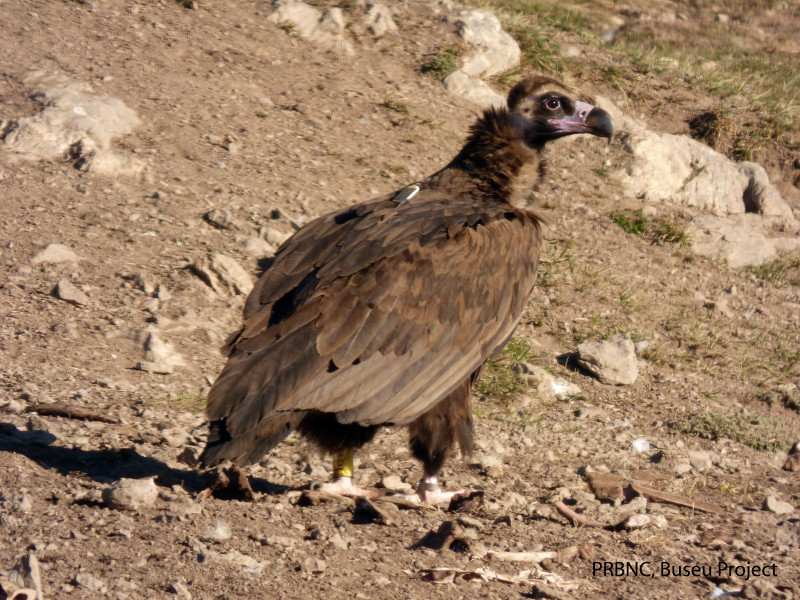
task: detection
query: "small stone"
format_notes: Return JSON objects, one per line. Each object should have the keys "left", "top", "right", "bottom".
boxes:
{"left": 380, "top": 474, "right": 413, "bottom": 492}
{"left": 32, "top": 243, "right": 78, "bottom": 265}
{"left": 328, "top": 533, "right": 349, "bottom": 550}
{"left": 242, "top": 236, "right": 276, "bottom": 257}
{"left": 576, "top": 333, "right": 639, "bottom": 385}
{"left": 143, "top": 329, "right": 185, "bottom": 366}
{"left": 156, "top": 284, "right": 172, "bottom": 301}
{"left": 585, "top": 472, "right": 624, "bottom": 503}
{"left": 200, "top": 522, "right": 232, "bottom": 542}
{"left": 168, "top": 581, "right": 192, "bottom": 599}
{"left": 763, "top": 494, "right": 794, "bottom": 515}
{"left": 73, "top": 572, "right": 106, "bottom": 593}
{"left": 673, "top": 462, "right": 692, "bottom": 476}
{"left": 209, "top": 253, "right": 254, "bottom": 295}
{"left": 53, "top": 279, "right": 90, "bottom": 306}
{"left": 264, "top": 228, "right": 291, "bottom": 247}
{"left": 688, "top": 450, "right": 713, "bottom": 472}
{"left": 622, "top": 514, "right": 651, "bottom": 530}
{"left": 363, "top": 3, "right": 397, "bottom": 37}
{"left": 102, "top": 477, "right": 158, "bottom": 511}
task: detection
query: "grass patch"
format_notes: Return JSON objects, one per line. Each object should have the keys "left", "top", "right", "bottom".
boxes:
{"left": 164, "top": 391, "right": 208, "bottom": 413}
{"left": 611, "top": 209, "right": 648, "bottom": 235}
{"left": 382, "top": 95, "right": 410, "bottom": 115}
{"left": 421, "top": 45, "right": 462, "bottom": 79}
{"left": 652, "top": 218, "right": 690, "bottom": 246}
{"left": 748, "top": 254, "right": 800, "bottom": 287}
{"left": 476, "top": 336, "right": 536, "bottom": 403}
{"left": 672, "top": 410, "right": 792, "bottom": 452}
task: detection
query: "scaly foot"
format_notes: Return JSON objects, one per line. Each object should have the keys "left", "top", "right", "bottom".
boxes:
{"left": 311, "top": 476, "right": 381, "bottom": 499}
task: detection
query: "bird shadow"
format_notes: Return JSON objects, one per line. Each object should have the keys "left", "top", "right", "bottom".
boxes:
{"left": 0, "top": 422, "right": 289, "bottom": 496}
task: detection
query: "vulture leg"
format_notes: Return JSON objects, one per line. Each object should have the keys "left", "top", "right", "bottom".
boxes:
{"left": 296, "top": 411, "right": 380, "bottom": 498}
{"left": 406, "top": 371, "right": 476, "bottom": 505}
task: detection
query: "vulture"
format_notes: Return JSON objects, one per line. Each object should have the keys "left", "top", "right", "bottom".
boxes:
{"left": 200, "top": 75, "right": 614, "bottom": 504}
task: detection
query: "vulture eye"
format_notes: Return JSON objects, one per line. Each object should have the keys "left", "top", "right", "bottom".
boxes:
{"left": 544, "top": 97, "right": 561, "bottom": 111}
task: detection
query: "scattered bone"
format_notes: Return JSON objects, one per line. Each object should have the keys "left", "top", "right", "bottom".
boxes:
{"left": 553, "top": 501, "right": 604, "bottom": 527}
{"left": 27, "top": 402, "right": 120, "bottom": 424}
{"left": 628, "top": 482, "right": 723, "bottom": 514}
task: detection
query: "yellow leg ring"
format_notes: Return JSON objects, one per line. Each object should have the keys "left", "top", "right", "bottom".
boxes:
{"left": 332, "top": 448, "right": 354, "bottom": 478}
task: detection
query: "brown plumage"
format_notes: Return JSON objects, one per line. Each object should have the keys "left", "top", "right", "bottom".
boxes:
{"left": 199, "top": 75, "right": 614, "bottom": 500}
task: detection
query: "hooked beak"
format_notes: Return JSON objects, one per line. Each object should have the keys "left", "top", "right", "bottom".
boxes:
{"left": 549, "top": 100, "right": 615, "bottom": 141}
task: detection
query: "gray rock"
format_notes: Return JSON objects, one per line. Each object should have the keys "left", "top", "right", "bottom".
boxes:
{"left": 739, "top": 161, "right": 795, "bottom": 220}
{"left": 210, "top": 253, "right": 254, "bottom": 295}
{"left": 687, "top": 214, "right": 790, "bottom": 268}
{"left": 264, "top": 228, "right": 291, "bottom": 247}
{"left": 31, "top": 243, "right": 78, "bottom": 265}
{"left": 73, "top": 571, "right": 107, "bottom": 593}
{"left": 102, "top": 477, "right": 158, "bottom": 511}
{"left": 763, "top": 494, "right": 794, "bottom": 515}
{"left": 143, "top": 329, "right": 185, "bottom": 366}
{"left": 577, "top": 333, "right": 639, "bottom": 385}
{"left": 200, "top": 522, "right": 232, "bottom": 542}
{"left": 3, "top": 71, "right": 141, "bottom": 174}
{"left": 688, "top": 450, "right": 713, "bottom": 472}
{"left": 242, "top": 236, "right": 276, "bottom": 257}
{"left": 443, "top": 70, "right": 505, "bottom": 110}
{"left": 198, "top": 547, "right": 263, "bottom": 572}
{"left": 76, "top": 148, "right": 149, "bottom": 181}
{"left": 363, "top": 3, "right": 397, "bottom": 38}
{"left": 380, "top": 474, "right": 413, "bottom": 492}
{"left": 598, "top": 96, "right": 795, "bottom": 227}
{"left": 513, "top": 362, "right": 581, "bottom": 400}
{"left": 53, "top": 279, "right": 90, "bottom": 306}
{"left": 168, "top": 581, "right": 192, "bottom": 599}
{"left": 269, "top": 1, "right": 354, "bottom": 56}
{"left": 448, "top": 9, "right": 520, "bottom": 78}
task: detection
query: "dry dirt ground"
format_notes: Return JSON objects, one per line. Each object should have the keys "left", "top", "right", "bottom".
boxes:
{"left": 1, "top": 1, "right": 799, "bottom": 599}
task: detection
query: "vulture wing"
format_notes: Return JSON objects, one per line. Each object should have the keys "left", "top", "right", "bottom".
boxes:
{"left": 205, "top": 185, "right": 543, "bottom": 458}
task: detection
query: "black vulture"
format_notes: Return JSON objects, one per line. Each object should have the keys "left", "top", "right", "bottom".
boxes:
{"left": 199, "top": 75, "right": 614, "bottom": 504}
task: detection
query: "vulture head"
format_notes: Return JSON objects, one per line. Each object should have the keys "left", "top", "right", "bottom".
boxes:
{"left": 507, "top": 75, "right": 615, "bottom": 145}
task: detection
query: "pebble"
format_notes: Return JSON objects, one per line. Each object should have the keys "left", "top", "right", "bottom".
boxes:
{"left": 242, "top": 236, "right": 276, "bottom": 257}
{"left": 73, "top": 572, "right": 106, "bottom": 593}
{"left": 200, "top": 522, "right": 232, "bottom": 542}
{"left": 763, "top": 494, "right": 794, "bottom": 515}
{"left": 168, "top": 581, "right": 192, "bottom": 599}
{"left": 102, "top": 477, "right": 158, "bottom": 511}
{"left": 53, "top": 279, "right": 91, "bottom": 306}
{"left": 210, "top": 253, "right": 254, "bottom": 295}
{"left": 380, "top": 474, "right": 413, "bottom": 492}
{"left": 31, "top": 243, "right": 79, "bottom": 265}
{"left": 577, "top": 333, "right": 639, "bottom": 385}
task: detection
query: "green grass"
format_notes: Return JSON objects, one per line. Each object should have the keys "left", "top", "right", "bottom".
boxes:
{"left": 421, "top": 45, "right": 462, "bottom": 79}
{"left": 166, "top": 391, "right": 207, "bottom": 414}
{"left": 382, "top": 95, "right": 410, "bottom": 115}
{"left": 748, "top": 254, "right": 800, "bottom": 287}
{"left": 611, "top": 209, "right": 648, "bottom": 235}
{"left": 652, "top": 218, "right": 690, "bottom": 246}
{"left": 476, "top": 336, "right": 536, "bottom": 403}
{"left": 672, "top": 410, "right": 792, "bottom": 452}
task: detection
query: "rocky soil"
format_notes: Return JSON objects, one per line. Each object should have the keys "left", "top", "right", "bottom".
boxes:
{"left": 1, "top": 1, "right": 798, "bottom": 599}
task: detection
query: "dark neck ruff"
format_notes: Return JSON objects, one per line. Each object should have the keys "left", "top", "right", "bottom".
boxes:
{"left": 446, "top": 108, "right": 544, "bottom": 202}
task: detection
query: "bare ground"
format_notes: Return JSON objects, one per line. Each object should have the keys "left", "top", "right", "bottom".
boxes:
{"left": 1, "top": 1, "right": 798, "bottom": 599}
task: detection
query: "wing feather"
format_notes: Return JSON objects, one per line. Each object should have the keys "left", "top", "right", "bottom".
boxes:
{"left": 204, "top": 184, "right": 543, "bottom": 462}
